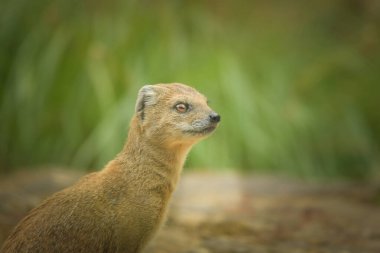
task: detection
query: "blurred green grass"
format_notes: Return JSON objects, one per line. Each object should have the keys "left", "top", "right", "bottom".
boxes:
{"left": 1, "top": 0, "right": 379, "bottom": 179}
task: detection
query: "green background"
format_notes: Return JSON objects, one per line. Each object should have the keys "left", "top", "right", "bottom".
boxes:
{"left": 1, "top": 0, "right": 380, "bottom": 179}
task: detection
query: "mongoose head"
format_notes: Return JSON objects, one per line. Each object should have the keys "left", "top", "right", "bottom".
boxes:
{"left": 134, "top": 83, "right": 220, "bottom": 148}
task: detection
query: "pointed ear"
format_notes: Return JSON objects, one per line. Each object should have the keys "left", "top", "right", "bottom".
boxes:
{"left": 135, "top": 85, "right": 157, "bottom": 119}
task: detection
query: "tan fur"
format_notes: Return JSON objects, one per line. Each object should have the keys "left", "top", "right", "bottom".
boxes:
{"left": 1, "top": 83, "right": 220, "bottom": 253}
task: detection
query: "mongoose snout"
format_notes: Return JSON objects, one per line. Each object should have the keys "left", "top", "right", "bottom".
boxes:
{"left": 1, "top": 83, "right": 219, "bottom": 253}
{"left": 192, "top": 112, "right": 220, "bottom": 134}
{"left": 209, "top": 112, "right": 221, "bottom": 123}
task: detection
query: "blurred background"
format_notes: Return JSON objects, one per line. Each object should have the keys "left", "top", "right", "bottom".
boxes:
{"left": 2, "top": 1, "right": 380, "bottom": 251}
{"left": 1, "top": 0, "right": 380, "bottom": 180}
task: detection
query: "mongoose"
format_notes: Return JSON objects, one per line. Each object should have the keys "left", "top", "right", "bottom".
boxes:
{"left": 1, "top": 83, "right": 220, "bottom": 253}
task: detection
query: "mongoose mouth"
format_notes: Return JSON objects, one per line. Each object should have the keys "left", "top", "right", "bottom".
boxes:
{"left": 185, "top": 125, "right": 217, "bottom": 135}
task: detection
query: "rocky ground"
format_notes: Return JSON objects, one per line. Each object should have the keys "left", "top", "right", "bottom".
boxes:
{"left": 1, "top": 169, "right": 380, "bottom": 252}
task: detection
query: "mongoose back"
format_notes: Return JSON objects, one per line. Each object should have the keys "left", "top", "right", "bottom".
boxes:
{"left": 1, "top": 83, "right": 220, "bottom": 253}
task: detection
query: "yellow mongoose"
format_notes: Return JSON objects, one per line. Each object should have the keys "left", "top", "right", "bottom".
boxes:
{"left": 1, "top": 83, "right": 220, "bottom": 253}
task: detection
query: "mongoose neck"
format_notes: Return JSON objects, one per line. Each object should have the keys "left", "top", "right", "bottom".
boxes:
{"left": 120, "top": 116, "right": 191, "bottom": 172}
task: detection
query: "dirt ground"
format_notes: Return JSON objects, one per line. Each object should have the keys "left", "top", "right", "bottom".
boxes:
{"left": 1, "top": 169, "right": 380, "bottom": 252}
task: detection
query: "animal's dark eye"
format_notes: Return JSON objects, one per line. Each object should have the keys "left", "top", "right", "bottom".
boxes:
{"left": 175, "top": 103, "right": 188, "bottom": 113}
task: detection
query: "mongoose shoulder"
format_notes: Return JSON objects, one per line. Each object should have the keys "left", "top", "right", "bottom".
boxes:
{"left": 1, "top": 83, "right": 220, "bottom": 253}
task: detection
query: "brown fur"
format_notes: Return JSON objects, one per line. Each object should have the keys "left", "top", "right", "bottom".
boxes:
{"left": 1, "top": 83, "right": 220, "bottom": 253}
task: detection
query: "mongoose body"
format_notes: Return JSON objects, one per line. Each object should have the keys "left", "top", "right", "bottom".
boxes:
{"left": 1, "top": 83, "right": 220, "bottom": 253}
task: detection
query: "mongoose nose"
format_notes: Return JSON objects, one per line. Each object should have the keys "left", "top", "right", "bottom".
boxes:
{"left": 209, "top": 112, "right": 221, "bottom": 123}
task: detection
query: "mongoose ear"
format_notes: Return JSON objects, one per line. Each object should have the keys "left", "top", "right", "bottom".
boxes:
{"left": 135, "top": 85, "right": 157, "bottom": 118}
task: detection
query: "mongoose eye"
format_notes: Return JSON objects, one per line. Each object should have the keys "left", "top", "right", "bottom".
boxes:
{"left": 175, "top": 103, "right": 189, "bottom": 113}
